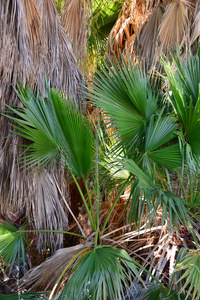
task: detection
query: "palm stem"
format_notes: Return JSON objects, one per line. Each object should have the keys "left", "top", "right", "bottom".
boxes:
{"left": 71, "top": 173, "right": 96, "bottom": 232}
{"left": 85, "top": 179, "right": 96, "bottom": 231}
{"left": 59, "top": 151, "right": 96, "bottom": 232}
{"left": 95, "top": 132, "right": 100, "bottom": 231}
{"left": 54, "top": 175, "right": 87, "bottom": 237}
{"left": 101, "top": 180, "right": 128, "bottom": 233}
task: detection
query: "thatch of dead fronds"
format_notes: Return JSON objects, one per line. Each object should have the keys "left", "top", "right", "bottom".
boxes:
{"left": 61, "top": 0, "right": 91, "bottom": 71}
{"left": 0, "top": 0, "right": 83, "bottom": 251}
{"left": 131, "top": 0, "right": 198, "bottom": 70}
{"left": 106, "top": 0, "right": 200, "bottom": 71}
{"left": 106, "top": 0, "right": 167, "bottom": 64}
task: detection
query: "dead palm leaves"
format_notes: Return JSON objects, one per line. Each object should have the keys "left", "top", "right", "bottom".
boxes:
{"left": 131, "top": 0, "right": 197, "bottom": 69}
{"left": 61, "top": 0, "right": 90, "bottom": 70}
{"left": 106, "top": 0, "right": 200, "bottom": 70}
{"left": 106, "top": 0, "right": 161, "bottom": 63}
{"left": 0, "top": 0, "right": 83, "bottom": 250}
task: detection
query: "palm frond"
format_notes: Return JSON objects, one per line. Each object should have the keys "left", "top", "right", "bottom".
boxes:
{"left": 61, "top": 0, "right": 88, "bottom": 67}
{"left": 0, "top": 292, "right": 48, "bottom": 300}
{"left": 0, "top": 221, "right": 28, "bottom": 276}
{"left": 35, "top": 0, "right": 84, "bottom": 97}
{"left": 55, "top": 246, "right": 141, "bottom": 300}
{"left": 20, "top": 244, "right": 87, "bottom": 292}
{"left": 131, "top": 5, "right": 164, "bottom": 69}
{"left": 154, "top": 0, "right": 193, "bottom": 65}
{"left": 163, "top": 53, "right": 200, "bottom": 160}
{"left": 147, "top": 144, "right": 182, "bottom": 170}
{"left": 138, "top": 282, "right": 188, "bottom": 300}
{"left": 7, "top": 85, "right": 94, "bottom": 179}
{"left": 175, "top": 249, "right": 200, "bottom": 299}
{"left": 145, "top": 114, "right": 177, "bottom": 152}
{"left": 88, "top": 57, "right": 158, "bottom": 150}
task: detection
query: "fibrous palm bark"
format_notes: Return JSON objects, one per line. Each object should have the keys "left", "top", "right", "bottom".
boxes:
{"left": 0, "top": 0, "right": 83, "bottom": 250}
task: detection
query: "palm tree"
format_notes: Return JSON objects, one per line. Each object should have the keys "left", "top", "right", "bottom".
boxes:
{"left": 0, "top": 0, "right": 83, "bottom": 250}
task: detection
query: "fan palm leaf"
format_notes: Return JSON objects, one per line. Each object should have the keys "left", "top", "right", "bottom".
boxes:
{"left": 155, "top": 0, "right": 193, "bottom": 61}
{"left": 175, "top": 249, "right": 200, "bottom": 299}
{"left": 163, "top": 53, "right": 200, "bottom": 160}
{"left": 0, "top": 221, "right": 28, "bottom": 276}
{"left": 7, "top": 85, "right": 94, "bottom": 180}
{"left": 54, "top": 246, "right": 141, "bottom": 300}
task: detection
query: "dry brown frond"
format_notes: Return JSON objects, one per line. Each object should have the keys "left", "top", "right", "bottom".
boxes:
{"left": 106, "top": 0, "right": 162, "bottom": 64}
{"left": 20, "top": 244, "right": 87, "bottom": 292}
{"left": 61, "top": 0, "right": 89, "bottom": 71}
{"left": 35, "top": 0, "right": 84, "bottom": 96}
{"left": 153, "top": 0, "right": 194, "bottom": 67}
{"left": 131, "top": 5, "right": 164, "bottom": 68}
{"left": 190, "top": 0, "right": 200, "bottom": 45}
{"left": 62, "top": 0, "right": 80, "bottom": 52}
{"left": 31, "top": 170, "right": 69, "bottom": 251}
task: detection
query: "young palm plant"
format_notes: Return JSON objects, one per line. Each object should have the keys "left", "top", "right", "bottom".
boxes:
{"left": 2, "top": 82, "right": 142, "bottom": 299}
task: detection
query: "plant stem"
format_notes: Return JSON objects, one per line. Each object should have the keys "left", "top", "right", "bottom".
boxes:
{"left": 85, "top": 179, "right": 96, "bottom": 231}
{"left": 54, "top": 175, "right": 87, "bottom": 237}
{"left": 101, "top": 180, "right": 128, "bottom": 233}
{"left": 71, "top": 173, "right": 96, "bottom": 232}
{"left": 59, "top": 151, "right": 96, "bottom": 232}
{"left": 95, "top": 130, "right": 100, "bottom": 231}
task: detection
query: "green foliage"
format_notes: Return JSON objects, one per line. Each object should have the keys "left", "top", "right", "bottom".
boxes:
{"left": 0, "top": 221, "right": 28, "bottom": 276}
{"left": 0, "top": 292, "right": 48, "bottom": 300}
{"left": 88, "top": 0, "right": 123, "bottom": 65}
{"left": 3, "top": 49, "right": 200, "bottom": 300}
{"left": 175, "top": 249, "right": 200, "bottom": 300}
{"left": 138, "top": 283, "right": 189, "bottom": 300}
{"left": 162, "top": 52, "right": 200, "bottom": 162}
{"left": 55, "top": 246, "right": 141, "bottom": 300}
{"left": 7, "top": 85, "right": 94, "bottom": 179}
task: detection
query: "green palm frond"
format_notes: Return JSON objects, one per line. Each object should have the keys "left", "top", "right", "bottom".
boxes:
{"left": 147, "top": 144, "right": 182, "bottom": 170}
{"left": 145, "top": 115, "right": 177, "bottom": 152}
{"left": 6, "top": 84, "right": 94, "bottom": 179}
{"left": 0, "top": 292, "right": 48, "bottom": 300}
{"left": 56, "top": 246, "right": 141, "bottom": 300}
{"left": 138, "top": 283, "right": 189, "bottom": 300}
{"left": 162, "top": 53, "right": 200, "bottom": 160}
{"left": 119, "top": 158, "right": 155, "bottom": 190}
{"left": 88, "top": 56, "right": 158, "bottom": 148}
{"left": 168, "top": 51, "right": 200, "bottom": 104}
{"left": 156, "top": 191, "right": 197, "bottom": 232}
{"left": 175, "top": 249, "right": 200, "bottom": 300}
{"left": 0, "top": 221, "right": 28, "bottom": 276}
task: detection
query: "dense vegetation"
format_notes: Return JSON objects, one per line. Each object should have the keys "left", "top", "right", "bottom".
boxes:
{"left": 0, "top": 0, "right": 200, "bottom": 299}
